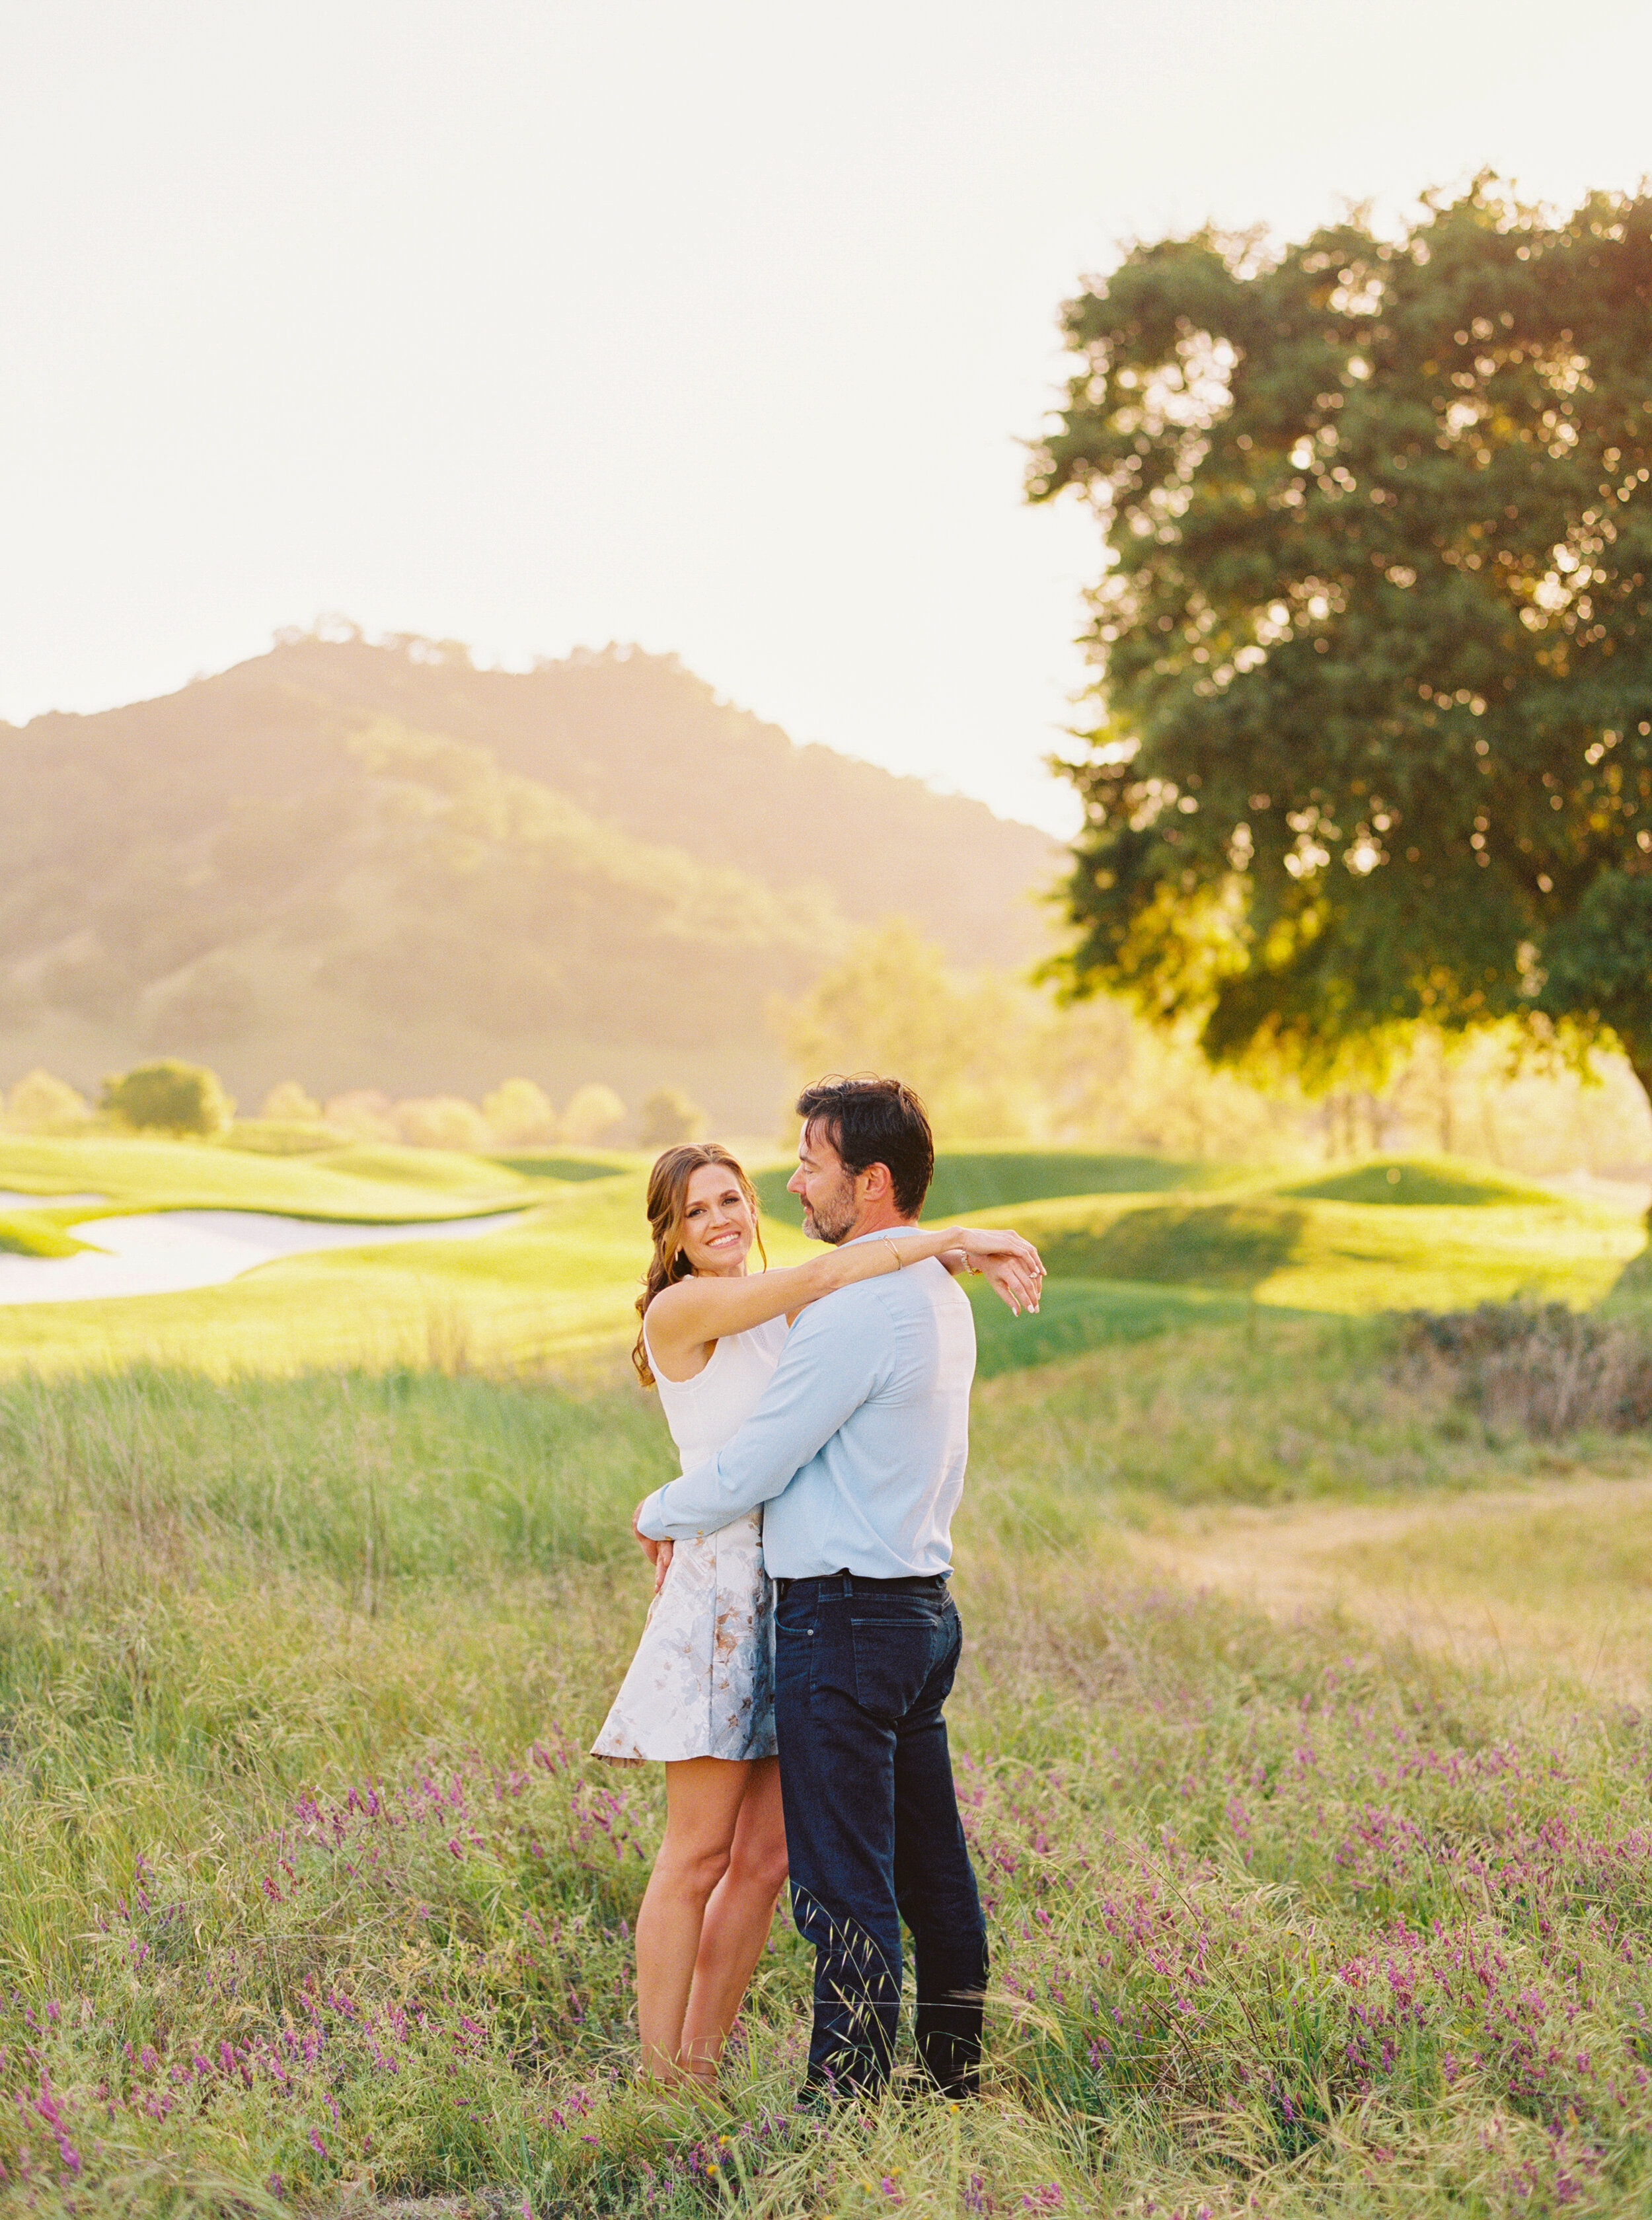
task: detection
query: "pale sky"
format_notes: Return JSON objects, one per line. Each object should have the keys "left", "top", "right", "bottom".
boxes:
{"left": 3, "top": 3, "right": 1649, "bottom": 835}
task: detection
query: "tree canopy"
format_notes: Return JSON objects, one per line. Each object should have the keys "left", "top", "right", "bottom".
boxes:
{"left": 1029, "top": 182, "right": 1652, "bottom": 1095}
{"left": 776, "top": 920, "right": 1041, "bottom": 1141}
{"left": 103, "top": 1060, "right": 235, "bottom": 1136}
{"left": 636, "top": 1086, "right": 706, "bottom": 1148}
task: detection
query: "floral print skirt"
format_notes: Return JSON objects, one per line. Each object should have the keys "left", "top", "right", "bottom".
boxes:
{"left": 591, "top": 1510, "right": 777, "bottom": 1764}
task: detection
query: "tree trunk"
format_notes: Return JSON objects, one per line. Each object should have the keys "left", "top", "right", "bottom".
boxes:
{"left": 1627, "top": 1053, "right": 1652, "bottom": 1120}
{"left": 1616, "top": 1033, "right": 1652, "bottom": 1234}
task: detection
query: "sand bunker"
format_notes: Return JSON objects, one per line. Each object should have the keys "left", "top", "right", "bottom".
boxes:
{"left": 0, "top": 1208, "right": 525, "bottom": 1306}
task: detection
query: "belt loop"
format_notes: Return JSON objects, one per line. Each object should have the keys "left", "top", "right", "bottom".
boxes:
{"left": 843, "top": 1571, "right": 854, "bottom": 1598}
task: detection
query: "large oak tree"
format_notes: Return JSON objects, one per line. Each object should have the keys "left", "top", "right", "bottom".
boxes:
{"left": 1030, "top": 182, "right": 1652, "bottom": 1101}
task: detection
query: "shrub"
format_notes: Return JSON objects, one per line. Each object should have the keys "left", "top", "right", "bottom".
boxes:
{"left": 1398, "top": 1301, "right": 1652, "bottom": 1436}
{"left": 102, "top": 1060, "right": 235, "bottom": 1138}
{"left": 6, "top": 1068, "right": 91, "bottom": 1129}
{"left": 560, "top": 1082, "right": 625, "bottom": 1145}
{"left": 482, "top": 1078, "right": 559, "bottom": 1146}
{"left": 261, "top": 1080, "right": 323, "bottom": 1121}
{"left": 322, "top": 1090, "right": 398, "bottom": 1142}
{"left": 393, "top": 1095, "right": 491, "bottom": 1150}
{"left": 636, "top": 1084, "right": 704, "bottom": 1147}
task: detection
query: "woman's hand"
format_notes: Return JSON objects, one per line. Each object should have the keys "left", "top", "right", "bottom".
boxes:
{"left": 954, "top": 1225, "right": 1043, "bottom": 1270}
{"left": 955, "top": 1226, "right": 1045, "bottom": 1314}
{"left": 975, "top": 1251, "right": 1043, "bottom": 1314}
{"left": 632, "top": 1503, "right": 674, "bottom": 1592}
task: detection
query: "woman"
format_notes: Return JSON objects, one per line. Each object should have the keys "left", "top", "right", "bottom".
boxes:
{"left": 591, "top": 1141, "right": 1043, "bottom": 2083}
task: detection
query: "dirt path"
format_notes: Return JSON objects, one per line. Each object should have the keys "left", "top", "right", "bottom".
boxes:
{"left": 1123, "top": 1471, "right": 1652, "bottom": 1703}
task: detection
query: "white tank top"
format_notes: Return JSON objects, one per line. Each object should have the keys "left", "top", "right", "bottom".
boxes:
{"left": 642, "top": 1310, "right": 789, "bottom": 1473}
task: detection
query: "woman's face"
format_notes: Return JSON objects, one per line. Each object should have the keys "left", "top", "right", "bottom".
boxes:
{"left": 677, "top": 1161, "right": 756, "bottom": 1276}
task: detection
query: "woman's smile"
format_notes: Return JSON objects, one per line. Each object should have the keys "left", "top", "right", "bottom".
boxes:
{"left": 679, "top": 1165, "right": 759, "bottom": 1274}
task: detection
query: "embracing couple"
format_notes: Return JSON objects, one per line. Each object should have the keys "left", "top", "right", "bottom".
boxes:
{"left": 591, "top": 1075, "right": 1044, "bottom": 2100}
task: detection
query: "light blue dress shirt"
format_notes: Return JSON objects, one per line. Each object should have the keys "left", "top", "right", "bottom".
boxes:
{"left": 634, "top": 1241, "right": 977, "bottom": 1579}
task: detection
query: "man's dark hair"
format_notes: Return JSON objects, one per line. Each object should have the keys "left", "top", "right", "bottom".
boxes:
{"left": 796, "top": 1074, "right": 935, "bottom": 1217}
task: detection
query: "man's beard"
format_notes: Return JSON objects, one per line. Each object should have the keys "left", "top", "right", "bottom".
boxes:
{"left": 802, "top": 1179, "right": 857, "bottom": 1245}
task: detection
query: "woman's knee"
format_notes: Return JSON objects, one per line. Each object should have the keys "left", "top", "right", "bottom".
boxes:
{"left": 653, "top": 1836, "right": 732, "bottom": 1903}
{"left": 728, "top": 1830, "right": 789, "bottom": 1901}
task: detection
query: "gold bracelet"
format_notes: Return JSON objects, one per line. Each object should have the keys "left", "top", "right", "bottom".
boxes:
{"left": 885, "top": 1240, "right": 903, "bottom": 1271}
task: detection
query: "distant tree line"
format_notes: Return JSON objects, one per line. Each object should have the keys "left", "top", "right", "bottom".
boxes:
{"left": 1, "top": 1063, "right": 707, "bottom": 1152}
{"left": 770, "top": 919, "right": 1652, "bottom": 1175}
{"left": 9, "top": 926, "right": 1648, "bottom": 1179}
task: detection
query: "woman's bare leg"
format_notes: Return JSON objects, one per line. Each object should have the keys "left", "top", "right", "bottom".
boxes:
{"left": 678, "top": 1757, "right": 788, "bottom": 2078}
{"left": 635, "top": 1758, "right": 753, "bottom": 2079}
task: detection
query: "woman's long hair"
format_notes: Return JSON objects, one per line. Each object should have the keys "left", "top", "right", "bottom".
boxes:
{"left": 632, "top": 1142, "right": 767, "bottom": 1387}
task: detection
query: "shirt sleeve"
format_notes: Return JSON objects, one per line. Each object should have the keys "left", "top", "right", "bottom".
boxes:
{"left": 636, "top": 1290, "right": 891, "bottom": 1540}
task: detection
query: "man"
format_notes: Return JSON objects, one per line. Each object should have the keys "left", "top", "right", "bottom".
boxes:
{"left": 633, "top": 1075, "right": 1023, "bottom": 2097}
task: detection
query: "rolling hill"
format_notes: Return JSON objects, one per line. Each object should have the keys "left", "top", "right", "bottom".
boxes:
{"left": 0, "top": 632, "right": 1061, "bottom": 1128}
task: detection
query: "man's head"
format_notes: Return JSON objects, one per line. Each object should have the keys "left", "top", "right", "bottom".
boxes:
{"left": 786, "top": 1075, "right": 935, "bottom": 1245}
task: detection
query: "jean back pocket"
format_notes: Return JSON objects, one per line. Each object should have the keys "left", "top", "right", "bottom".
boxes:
{"left": 848, "top": 1611, "right": 943, "bottom": 1720}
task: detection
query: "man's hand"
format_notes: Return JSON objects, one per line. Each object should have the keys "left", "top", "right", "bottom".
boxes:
{"left": 632, "top": 1504, "right": 675, "bottom": 1593}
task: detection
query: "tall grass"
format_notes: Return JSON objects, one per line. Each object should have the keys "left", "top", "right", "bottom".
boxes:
{"left": 965, "top": 1306, "right": 1634, "bottom": 1531}
{"left": 3, "top": 1335, "right": 1652, "bottom": 2215}
{"left": 0, "top": 1364, "right": 671, "bottom": 1596}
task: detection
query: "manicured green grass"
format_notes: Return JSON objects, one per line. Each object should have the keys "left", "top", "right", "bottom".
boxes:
{"left": 0, "top": 1214, "right": 87, "bottom": 1259}
{"left": 1, "top": 1136, "right": 1643, "bottom": 1382}
{"left": 0, "top": 1138, "right": 658, "bottom": 1379}
{"left": 0, "top": 1133, "right": 533, "bottom": 1221}
{"left": 967, "top": 1275, "right": 1258, "bottom": 1376}
{"left": 1278, "top": 1153, "right": 1559, "bottom": 1208}
{"left": 488, "top": 1149, "right": 644, "bottom": 1183}
{"left": 902, "top": 1145, "right": 1236, "bottom": 1217}
{"left": 308, "top": 1142, "right": 532, "bottom": 1196}
{"left": 221, "top": 1119, "right": 346, "bottom": 1156}
{"left": 0, "top": 1179, "right": 626, "bottom": 1377}
{"left": 753, "top": 1145, "right": 1233, "bottom": 1222}
{"left": 4, "top": 1342, "right": 1651, "bottom": 2215}
{"left": 1008, "top": 1185, "right": 1639, "bottom": 1314}
{"left": 0, "top": 1155, "right": 821, "bottom": 1379}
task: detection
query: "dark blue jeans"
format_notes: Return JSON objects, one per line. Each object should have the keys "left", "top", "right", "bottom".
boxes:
{"left": 774, "top": 1572, "right": 988, "bottom": 2096}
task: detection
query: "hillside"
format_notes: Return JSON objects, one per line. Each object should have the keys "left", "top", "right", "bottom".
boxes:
{"left": 0, "top": 632, "right": 1061, "bottom": 1127}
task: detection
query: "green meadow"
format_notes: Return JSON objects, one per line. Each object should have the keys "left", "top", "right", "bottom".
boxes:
{"left": 3, "top": 1136, "right": 1652, "bottom": 2215}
